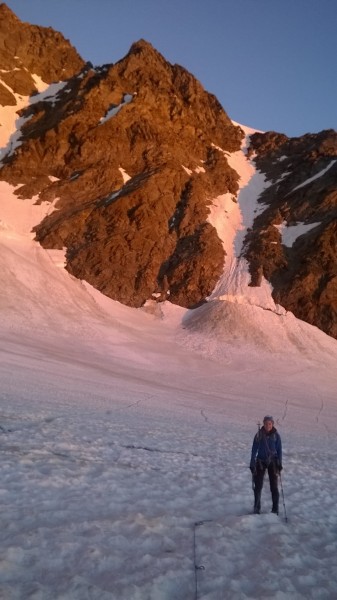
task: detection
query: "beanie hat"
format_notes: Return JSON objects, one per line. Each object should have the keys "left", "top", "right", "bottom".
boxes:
{"left": 263, "top": 415, "right": 274, "bottom": 423}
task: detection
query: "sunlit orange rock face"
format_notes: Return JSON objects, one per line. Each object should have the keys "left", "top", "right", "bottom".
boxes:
{"left": 1, "top": 4, "right": 337, "bottom": 339}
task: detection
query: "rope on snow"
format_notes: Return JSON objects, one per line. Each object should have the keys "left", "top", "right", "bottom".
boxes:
{"left": 193, "top": 520, "right": 212, "bottom": 600}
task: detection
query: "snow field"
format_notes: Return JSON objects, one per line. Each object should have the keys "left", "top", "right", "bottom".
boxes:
{"left": 1, "top": 117, "right": 337, "bottom": 598}
{"left": 1, "top": 370, "right": 337, "bottom": 599}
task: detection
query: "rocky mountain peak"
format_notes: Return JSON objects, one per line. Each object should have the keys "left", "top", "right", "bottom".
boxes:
{"left": 0, "top": 2, "right": 18, "bottom": 22}
{"left": 126, "top": 38, "right": 165, "bottom": 61}
{"left": 0, "top": 3, "right": 85, "bottom": 105}
{"left": 0, "top": 8, "right": 243, "bottom": 309}
{"left": 1, "top": 6, "right": 337, "bottom": 340}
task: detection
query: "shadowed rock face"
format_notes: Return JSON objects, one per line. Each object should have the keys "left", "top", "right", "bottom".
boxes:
{"left": 245, "top": 130, "right": 337, "bottom": 338}
{"left": 0, "top": 21, "right": 243, "bottom": 309}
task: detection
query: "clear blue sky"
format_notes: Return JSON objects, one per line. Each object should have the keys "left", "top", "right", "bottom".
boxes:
{"left": 5, "top": 0, "right": 337, "bottom": 137}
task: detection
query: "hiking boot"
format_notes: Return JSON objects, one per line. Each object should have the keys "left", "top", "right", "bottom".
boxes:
{"left": 253, "top": 503, "right": 261, "bottom": 514}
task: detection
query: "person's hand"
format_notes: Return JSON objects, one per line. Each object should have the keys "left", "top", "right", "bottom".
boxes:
{"left": 250, "top": 462, "right": 256, "bottom": 475}
{"left": 276, "top": 459, "right": 283, "bottom": 472}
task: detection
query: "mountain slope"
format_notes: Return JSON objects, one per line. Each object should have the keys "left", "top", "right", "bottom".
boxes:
{"left": 0, "top": 4, "right": 337, "bottom": 340}
{"left": 2, "top": 150, "right": 337, "bottom": 600}
{"left": 1, "top": 10, "right": 337, "bottom": 596}
{"left": 0, "top": 23, "right": 243, "bottom": 309}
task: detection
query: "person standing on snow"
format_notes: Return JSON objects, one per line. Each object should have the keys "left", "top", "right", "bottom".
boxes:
{"left": 250, "top": 416, "right": 282, "bottom": 514}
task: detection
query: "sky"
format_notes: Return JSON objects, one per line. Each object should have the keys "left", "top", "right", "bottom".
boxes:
{"left": 4, "top": 0, "right": 337, "bottom": 138}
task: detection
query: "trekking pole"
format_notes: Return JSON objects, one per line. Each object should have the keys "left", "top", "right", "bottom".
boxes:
{"left": 279, "top": 472, "right": 288, "bottom": 523}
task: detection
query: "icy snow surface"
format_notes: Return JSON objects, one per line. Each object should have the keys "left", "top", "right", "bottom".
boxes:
{"left": 0, "top": 75, "right": 66, "bottom": 162}
{"left": 119, "top": 167, "right": 131, "bottom": 183}
{"left": 274, "top": 221, "right": 321, "bottom": 247}
{"left": 289, "top": 159, "right": 337, "bottom": 193}
{"left": 208, "top": 123, "right": 280, "bottom": 312}
{"left": 100, "top": 94, "right": 133, "bottom": 124}
{"left": 1, "top": 117, "right": 337, "bottom": 599}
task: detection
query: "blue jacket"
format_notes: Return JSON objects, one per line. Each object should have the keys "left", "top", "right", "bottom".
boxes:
{"left": 250, "top": 426, "right": 282, "bottom": 468}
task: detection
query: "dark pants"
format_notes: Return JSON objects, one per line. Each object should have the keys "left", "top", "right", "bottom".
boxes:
{"left": 253, "top": 462, "right": 279, "bottom": 512}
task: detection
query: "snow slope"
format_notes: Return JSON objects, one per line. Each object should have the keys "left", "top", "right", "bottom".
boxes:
{"left": 1, "top": 111, "right": 337, "bottom": 599}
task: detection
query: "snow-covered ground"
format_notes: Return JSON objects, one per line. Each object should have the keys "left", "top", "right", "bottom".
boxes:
{"left": 1, "top": 112, "right": 337, "bottom": 598}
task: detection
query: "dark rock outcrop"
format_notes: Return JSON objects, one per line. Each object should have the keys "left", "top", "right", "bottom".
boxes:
{"left": 245, "top": 130, "right": 337, "bottom": 338}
